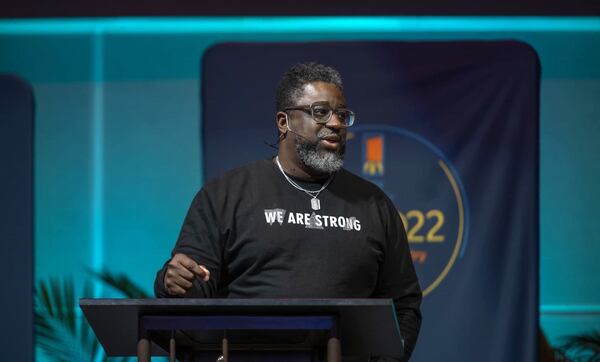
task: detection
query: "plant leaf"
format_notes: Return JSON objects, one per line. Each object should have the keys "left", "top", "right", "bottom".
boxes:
{"left": 35, "top": 278, "right": 105, "bottom": 362}
{"left": 87, "top": 269, "right": 150, "bottom": 299}
{"left": 39, "top": 281, "right": 53, "bottom": 317}
{"left": 560, "top": 329, "right": 600, "bottom": 360}
{"left": 50, "top": 278, "right": 64, "bottom": 321}
{"left": 64, "top": 278, "right": 75, "bottom": 334}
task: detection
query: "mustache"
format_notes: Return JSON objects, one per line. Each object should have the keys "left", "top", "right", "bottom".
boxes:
{"left": 317, "top": 129, "right": 344, "bottom": 141}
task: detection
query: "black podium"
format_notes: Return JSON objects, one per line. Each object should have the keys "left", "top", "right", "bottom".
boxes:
{"left": 79, "top": 298, "right": 403, "bottom": 361}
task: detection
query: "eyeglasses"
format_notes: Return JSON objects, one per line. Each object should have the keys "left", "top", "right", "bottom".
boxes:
{"left": 284, "top": 101, "right": 355, "bottom": 127}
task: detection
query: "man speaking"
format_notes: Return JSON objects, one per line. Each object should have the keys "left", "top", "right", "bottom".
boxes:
{"left": 154, "top": 62, "right": 422, "bottom": 359}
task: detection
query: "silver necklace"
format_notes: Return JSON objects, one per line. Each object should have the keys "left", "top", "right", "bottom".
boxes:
{"left": 275, "top": 156, "right": 334, "bottom": 211}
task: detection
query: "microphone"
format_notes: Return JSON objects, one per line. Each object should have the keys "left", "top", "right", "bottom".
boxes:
{"left": 285, "top": 114, "right": 312, "bottom": 142}
{"left": 285, "top": 114, "right": 344, "bottom": 147}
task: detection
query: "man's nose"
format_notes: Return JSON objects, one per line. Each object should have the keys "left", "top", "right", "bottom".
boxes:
{"left": 325, "top": 112, "right": 345, "bottom": 129}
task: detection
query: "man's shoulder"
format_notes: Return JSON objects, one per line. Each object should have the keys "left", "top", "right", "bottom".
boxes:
{"left": 203, "top": 159, "right": 272, "bottom": 190}
{"left": 337, "top": 167, "right": 390, "bottom": 201}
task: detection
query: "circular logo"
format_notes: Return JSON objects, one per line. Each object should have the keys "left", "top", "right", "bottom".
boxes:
{"left": 345, "top": 125, "right": 469, "bottom": 296}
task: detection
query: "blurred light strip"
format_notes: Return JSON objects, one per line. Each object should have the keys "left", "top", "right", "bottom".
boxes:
{"left": 0, "top": 17, "right": 598, "bottom": 34}
{"left": 540, "top": 305, "right": 600, "bottom": 315}
{"left": 91, "top": 27, "right": 104, "bottom": 297}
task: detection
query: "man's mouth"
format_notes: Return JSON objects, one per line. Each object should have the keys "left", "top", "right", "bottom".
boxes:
{"left": 321, "top": 135, "right": 340, "bottom": 142}
{"left": 320, "top": 134, "right": 342, "bottom": 149}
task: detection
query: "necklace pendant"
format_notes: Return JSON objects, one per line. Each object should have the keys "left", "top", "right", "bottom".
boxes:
{"left": 311, "top": 198, "right": 321, "bottom": 211}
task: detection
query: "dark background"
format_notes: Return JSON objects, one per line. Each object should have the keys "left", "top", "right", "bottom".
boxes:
{"left": 0, "top": 75, "right": 34, "bottom": 361}
{"left": 1, "top": 0, "right": 598, "bottom": 18}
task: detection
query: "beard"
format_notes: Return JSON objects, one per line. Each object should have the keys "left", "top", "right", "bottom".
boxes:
{"left": 294, "top": 129, "right": 346, "bottom": 174}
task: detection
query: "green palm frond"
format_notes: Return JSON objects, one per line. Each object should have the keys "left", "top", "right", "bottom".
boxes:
{"left": 553, "top": 348, "right": 569, "bottom": 362}
{"left": 560, "top": 329, "right": 600, "bottom": 361}
{"left": 87, "top": 268, "right": 150, "bottom": 299}
{"left": 36, "top": 270, "right": 149, "bottom": 361}
{"left": 35, "top": 278, "right": 107, "bottom": 362}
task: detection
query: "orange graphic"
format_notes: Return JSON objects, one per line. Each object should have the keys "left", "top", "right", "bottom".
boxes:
{"left": 411, "top": 250, "right": 428, "bottom": 264}
{"left": 363, "top": 135, "right": 384, "bottom": 175}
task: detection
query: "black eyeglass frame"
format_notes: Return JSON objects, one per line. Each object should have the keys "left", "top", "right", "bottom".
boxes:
{"left": 283, "top": 102, "right": 355, "bottom": 127}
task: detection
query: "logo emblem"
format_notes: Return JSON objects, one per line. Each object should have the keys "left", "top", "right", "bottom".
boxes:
{"left": 346, "top": 125, "right": 470, "bottom": 296}
{"left": 363, "top": 134, "right": 385, "bottom": 176}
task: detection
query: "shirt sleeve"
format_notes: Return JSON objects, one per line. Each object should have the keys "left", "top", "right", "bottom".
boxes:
{"left": 154, "top": 188, "right": 224, "bottom": 298}
{"left": 371, "top": 197, "right": 423, "bottom": 360}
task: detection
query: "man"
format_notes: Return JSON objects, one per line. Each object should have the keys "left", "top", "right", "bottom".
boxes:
{"left": 154, "top": 62, "right": 422, "bottom": 359}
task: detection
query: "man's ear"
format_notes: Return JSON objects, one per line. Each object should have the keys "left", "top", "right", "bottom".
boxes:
{"left": 276, "top": 111, "right": 289, "bottom": 135}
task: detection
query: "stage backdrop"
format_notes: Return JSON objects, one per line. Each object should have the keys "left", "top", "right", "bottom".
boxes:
{"left": 202, "top": 41, "right": 539, "bottom": 361}
{"left": 0, "top": 74, "right": 34, "bottom": 361}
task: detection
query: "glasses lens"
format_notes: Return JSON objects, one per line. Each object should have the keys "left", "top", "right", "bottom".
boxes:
{"left": 309, "top": 103, "right": 355, "bottom": 127}
{"left": 311, "top": 105, "right": 332, "bottom": 123}
{"left": 335, "top": 110, "right": 355, "bottom": 126}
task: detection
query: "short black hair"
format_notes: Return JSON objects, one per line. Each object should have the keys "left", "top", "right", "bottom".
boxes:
{"left": 276, "top": 62, "right": 343, "bottom": 111}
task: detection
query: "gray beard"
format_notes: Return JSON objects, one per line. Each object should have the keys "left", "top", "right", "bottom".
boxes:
{"left": 294, "top": 131, "right": 345, "bottom": 174}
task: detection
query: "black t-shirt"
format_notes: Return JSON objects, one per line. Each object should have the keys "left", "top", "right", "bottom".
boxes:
{"left": 155, "top": 158, "right": 422, "bottom": 356}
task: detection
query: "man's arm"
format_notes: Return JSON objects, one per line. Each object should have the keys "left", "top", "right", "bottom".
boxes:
{"left": 154, "top": 189, "right": 223, "bottom": 298}
{"left": 372, "top": 198, "right": 423, "bottom": 360}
